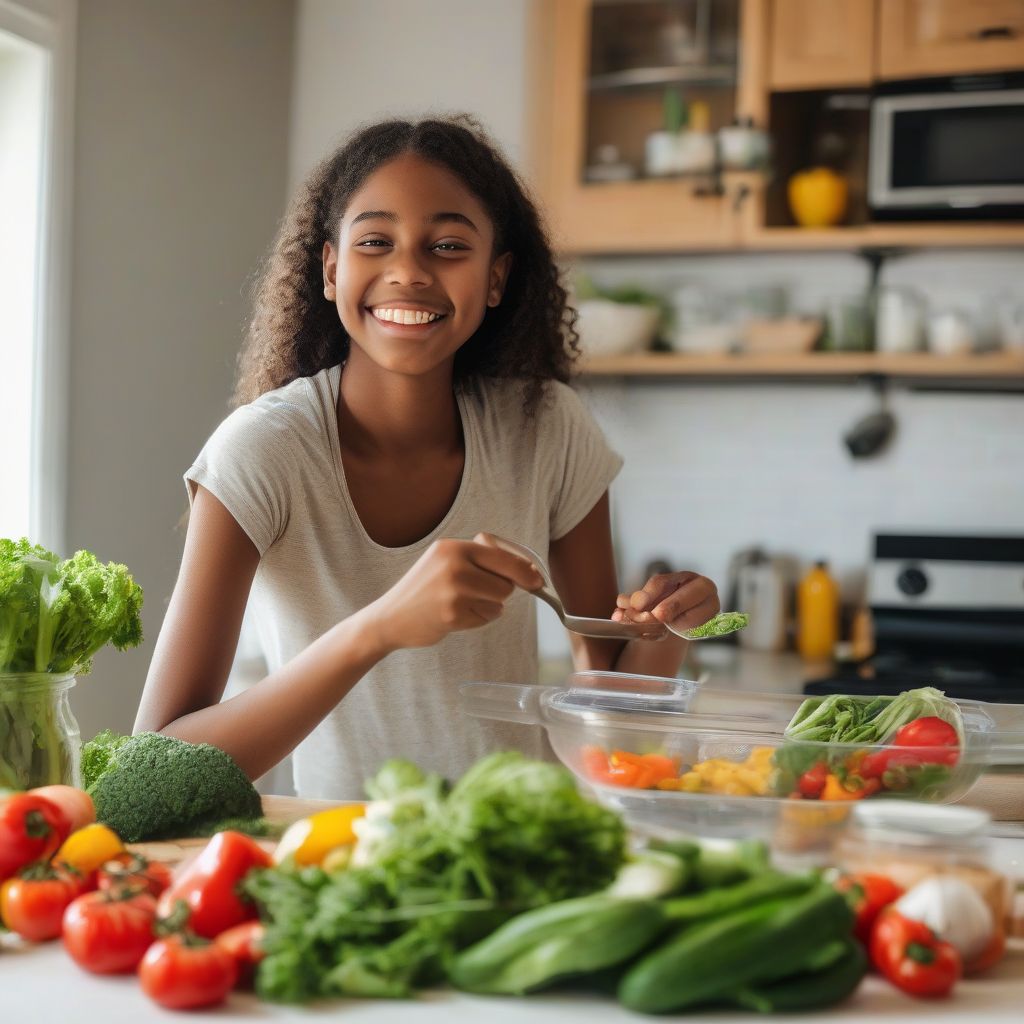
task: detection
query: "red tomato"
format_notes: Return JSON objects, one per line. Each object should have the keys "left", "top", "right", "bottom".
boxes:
{"left": 214, "top": 920, "right": 265, "bottom": 988}
{"left": 0, "top": 793, "right": 72, "bottom": 881}
{"left": 98, "top": 852, "right": 172, "bottom": 899}
{"left": 797, "top": 761, "right": 828, "bottom": 798}
{"left": 156, "top": 831, "right": 272, "bottom": 939}
{"left": 0, "top": 862, "right": 88, "bottom": 942}
{"left": 870, "top": 908, "right": 961, "bottom": 998}
{"left": 62, "top": 888, "right": 157, "bottom": 973}
{"left": 891, "top": 717, "right": 960, "bottom": 766}
{"left": 28, "top": 785, "right": 95, "bottom": 833}
{"left": 138, "top": 934, "right": 238, "bottom": 1010}
{"left": 834, "top": 872, "right": 905, "bottom": 944}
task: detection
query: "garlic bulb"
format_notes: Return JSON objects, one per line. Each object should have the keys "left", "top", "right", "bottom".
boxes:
{"left": 894, "top": 876, "right": 994, "bottom": 960}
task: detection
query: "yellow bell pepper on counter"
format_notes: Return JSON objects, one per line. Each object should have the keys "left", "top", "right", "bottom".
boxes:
{"left": 54, "top": 823, "right": 126, "bottom": 874}
{"left": 273, "top": 804, "right": 366, "bottom": 867}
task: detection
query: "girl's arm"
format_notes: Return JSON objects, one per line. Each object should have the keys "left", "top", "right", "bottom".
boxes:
{"left": 547, "top": 494, "right": 717, "bottom": 678}
{"left": 136, "top": 486, "right": 543, "bottom": 780}
{"left": 134, "top": 486, "right": 390, "bottom": 778}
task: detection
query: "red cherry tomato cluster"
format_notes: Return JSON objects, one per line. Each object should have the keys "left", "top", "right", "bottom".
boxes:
{"left": 1, "top": 787, "right": 271, "bottom": 1011}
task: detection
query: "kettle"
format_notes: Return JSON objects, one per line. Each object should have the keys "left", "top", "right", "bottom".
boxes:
{"left": 734, "top": 549, "right": 789, "bottom": 652}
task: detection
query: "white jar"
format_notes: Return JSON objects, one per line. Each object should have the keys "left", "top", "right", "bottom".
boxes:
{"left": 875, "top": 287, "right": 925, "bottom": 353}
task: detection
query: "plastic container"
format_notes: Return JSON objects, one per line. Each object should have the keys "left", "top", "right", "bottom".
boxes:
{"left": 834, "top": 802, "right": 1010, "bottom": 927}
{"left": 796, "top": 560, "right": 838, "bottom": 660}
{"left": 461, "top": 672, "right": 1024, "bottom": 859}
{"left": 0, "top": 672, "right": 81, "bottom": 789}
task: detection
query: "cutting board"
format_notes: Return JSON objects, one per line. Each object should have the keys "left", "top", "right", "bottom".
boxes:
{"left": 126, "top": 795, "right": 339, "bottom": 868}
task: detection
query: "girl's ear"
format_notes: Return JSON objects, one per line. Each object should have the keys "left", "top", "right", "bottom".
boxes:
{"left": 487, "top": 252, "right": 513, "bottom": 308}
{"left": 322, "top": 241, "right": 337, "bottom": 301}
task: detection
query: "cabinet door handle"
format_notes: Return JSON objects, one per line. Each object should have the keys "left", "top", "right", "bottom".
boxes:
{"left": 974, "top": 25, "right": 1017, "bottom": 40}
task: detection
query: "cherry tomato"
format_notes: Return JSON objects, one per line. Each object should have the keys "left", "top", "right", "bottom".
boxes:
{"left": 796, "top": 761, "right": 828, "bottom": 798}
{"left": 156, "top": 831, "right": 272, "bottom": 939}
{"left": 870, "top": 908, "right": 961, "bottom": 998}
{"left": 138, "top": 934, "right": 238, "bottom": 1010}
{"left": 62, "top": 888, "right": 157, "bottom": 973}
{"left": 1, "top": 862, "right": 88, "bottom": 942}
{"left": 98, "top": 852, "right": 173, "bottom": 899}
{"left": 0, "top": 793, "right": 72, "bottom": 881}
{"left": 891, "top": 717, "right": 960, "bottom": 766}
{"left": 835, "top": 872, "right": 905, "bottom": 944}
{"left": 214, "top": 920, "right": 265, "bottom": 988}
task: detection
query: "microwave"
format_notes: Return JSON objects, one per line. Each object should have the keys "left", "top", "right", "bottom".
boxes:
{"left": 869, "top": 74, "right": 1024, "bottom": 220}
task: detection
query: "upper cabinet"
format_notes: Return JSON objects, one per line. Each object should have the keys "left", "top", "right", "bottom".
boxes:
{"left": 531, "top": 0, "right": 748, "bottom": 254}
{"left": 878, "top": 0, "right": 1024, "bottom": 79}
{"left": 529, "top": 0, "right": 1024, "bottom": 254}
{"left": 768, "top": 0, "right": 875, "bottom": 90}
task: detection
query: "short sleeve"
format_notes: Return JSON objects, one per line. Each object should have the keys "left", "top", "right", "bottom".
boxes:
{"left": 184, "top": 404, "right": 294, "bottom": 556}
{"left": 546, "top": 383, "right": 624, "bottom": 540}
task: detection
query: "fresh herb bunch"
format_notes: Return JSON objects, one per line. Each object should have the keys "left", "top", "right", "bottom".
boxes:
{"left": 0, "top": 538, "right": 143, "bottom": 789}
{"left": 245, "top": 752, "right": 627, "bottom": 1003}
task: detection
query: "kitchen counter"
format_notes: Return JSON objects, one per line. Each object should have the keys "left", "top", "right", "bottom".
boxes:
{"left": 3, "top": 797, "right": 1024, "bottom": 1022}
{"left": 2, "top": 946, "right": 1024, "bottom": 1023}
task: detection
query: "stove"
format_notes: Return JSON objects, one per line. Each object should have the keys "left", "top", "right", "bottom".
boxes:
{"left": 805, "top": 534, "right": 1024, "bottom": 703}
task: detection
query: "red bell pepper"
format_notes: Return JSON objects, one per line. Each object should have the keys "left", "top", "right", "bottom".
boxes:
{"left": 0, "top": 793, "right": 72, "bottom": 881}
{"left": 834, "top": 872, "right": 904, "bottom": 944}
{"left": 869, "top": 908, "right": 961, "bottom": 998}
{"left": 155, "top": 831, "right": 272, "bottom": 939}
{"left": 796, "top": 761, "right": 828, "bottom": 798}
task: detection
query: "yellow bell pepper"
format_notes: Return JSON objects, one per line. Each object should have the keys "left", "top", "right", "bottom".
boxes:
{"left": 273, "top": 804, "right": 366, "bottom": 866}
{"left": 55, "top": 823, "right": 125, "bottom": 874}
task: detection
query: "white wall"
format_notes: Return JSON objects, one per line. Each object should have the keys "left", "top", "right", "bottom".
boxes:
{"left": 66, "top": 0, "right": 294, "bottom": 739}
{"left": 288, "top": 0, "right": 530, "bottom": 188}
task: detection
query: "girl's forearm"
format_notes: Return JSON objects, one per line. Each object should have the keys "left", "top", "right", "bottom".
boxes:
{"left": 612, "top": 633, "right": 689, "bottom": 679}
{"left": 157, "top": 606, "right": 393, "bottom": 780}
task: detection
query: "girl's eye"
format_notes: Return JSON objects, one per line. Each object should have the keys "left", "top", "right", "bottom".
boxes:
{"left": 356, "top": 238, "right": 391, "bottom": 248}
{"left": 432, "top": 242, "right": 469, "bottom": 253}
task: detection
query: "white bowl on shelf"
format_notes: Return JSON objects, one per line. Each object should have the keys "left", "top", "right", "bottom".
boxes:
{"left": 575, "top": 299, "right": 661, "bottom": 359}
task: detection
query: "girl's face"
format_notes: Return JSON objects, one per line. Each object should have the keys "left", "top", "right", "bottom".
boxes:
{"left": 323, "top": 153, "right": 511, "bottom": 378}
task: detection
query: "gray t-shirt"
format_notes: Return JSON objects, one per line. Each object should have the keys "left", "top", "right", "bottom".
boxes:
{"left": 185, "top": 364, "right": 622, "bottom": 799}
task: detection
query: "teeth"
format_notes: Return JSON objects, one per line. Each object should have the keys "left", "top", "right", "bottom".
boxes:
{"left": 373, "top": 308, "right": 442, "bottom": 325}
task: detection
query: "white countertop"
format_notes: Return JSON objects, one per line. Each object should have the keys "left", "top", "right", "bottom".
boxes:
{"left": 2, "top": 936, "right": 1023, "bottom": 1022}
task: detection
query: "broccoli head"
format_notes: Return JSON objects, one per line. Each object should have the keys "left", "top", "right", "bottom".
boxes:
{"left": 83, "top": 731, "right": 262, "bottom": 842}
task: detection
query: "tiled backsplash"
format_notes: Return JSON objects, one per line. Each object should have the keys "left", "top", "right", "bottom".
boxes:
{"left": 539, "top": 249, "right": 1024, "bottom": 659}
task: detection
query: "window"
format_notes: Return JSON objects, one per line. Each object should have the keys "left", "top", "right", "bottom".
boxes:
{"left": 0, "top": 0, "right": 75, "bottom": 550}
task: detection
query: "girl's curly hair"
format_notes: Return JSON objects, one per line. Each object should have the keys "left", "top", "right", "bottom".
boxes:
{"left": 233, "top": 114, "right": 579, "bottom": 411}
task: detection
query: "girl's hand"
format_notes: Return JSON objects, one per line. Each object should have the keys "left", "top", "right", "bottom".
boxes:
{"left": 366, "top": 535, "right": 543, "bottom": 651}
{"left": 611, "top": 571, "right": 720, "bottom": 636}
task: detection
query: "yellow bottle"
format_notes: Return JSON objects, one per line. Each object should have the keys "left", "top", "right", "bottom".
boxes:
{"left": 797, "top": 560, "right": 839, "bottom": 660}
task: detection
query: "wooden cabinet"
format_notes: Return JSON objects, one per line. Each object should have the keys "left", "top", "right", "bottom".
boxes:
{"left": 878, "top": 0, "right": 1024, "bottom": 79}
{"left": 530, "top": 0, "right": 745, "bottom": 254}
{"left": 768, "top": 0, "right": 876, "bottom": 90}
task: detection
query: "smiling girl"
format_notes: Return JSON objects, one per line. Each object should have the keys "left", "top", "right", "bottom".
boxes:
{"left": 134, "top": 116, "right": 719, "bottom": 798}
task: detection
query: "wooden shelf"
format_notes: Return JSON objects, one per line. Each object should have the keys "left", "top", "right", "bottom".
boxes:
{"left": 578, "top": 350, "right": 1024, "bottom": 382}
{"left": 745, "top": 223, "right": 1024, "bottom": 251}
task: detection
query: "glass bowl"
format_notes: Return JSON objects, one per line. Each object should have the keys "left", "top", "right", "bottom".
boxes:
{"left": 461, "top": 672, "right": 1024, "bottom": 860}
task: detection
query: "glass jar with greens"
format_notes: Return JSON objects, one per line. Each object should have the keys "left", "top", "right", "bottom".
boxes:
{"left": 0, "top": 672, "right": 80, "bottom": 789}
{"left": 0, "top": 538, "right": 142, "bottom": 789}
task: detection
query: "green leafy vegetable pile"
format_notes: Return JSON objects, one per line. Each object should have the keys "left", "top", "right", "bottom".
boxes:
{"left": 245, "top": 751, "right": 627, "bottom": 1002}
{"left": 783, "top": 686, "right": 963, "bottom": 745}
{"left": 0, "top": 537, "right": 143, "bottom": 789}
{"left": 82, "top": 730, "right": 263, "bottom": 842}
